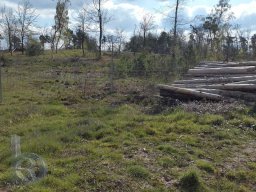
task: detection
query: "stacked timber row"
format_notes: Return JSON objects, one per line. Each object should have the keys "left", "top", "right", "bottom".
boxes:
{"left": 157, "top": 61, "right": 256, "bottom": 102}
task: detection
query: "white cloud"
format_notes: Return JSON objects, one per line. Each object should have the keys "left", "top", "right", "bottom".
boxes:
{"left": 0, "top": 0, "right": 17, "bottom": 9}
{"left": 232, "top": 1, "right": 256, "bottom": 18}
{"left": 1, "top": 0, "right": 256, "bottom": 37}
{"left": 37, "top": 9, "right": 55, "bottom": 20}
{"left": 102, "top": 0, "right": 167, "bottom": 34}
{"left": 104, "top": 0, "right": 147, "bottom": 22}
{"left": 184, "top": 5, "right": 211, "bottom": 18}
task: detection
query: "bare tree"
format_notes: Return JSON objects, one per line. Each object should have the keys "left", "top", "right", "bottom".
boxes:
{"left": 87, "top": 0, "right": 111, "bottom": 58}
{"left": 140, "top": 14, "right": 154, "bottom": 48}
{"left": 115, "top": 28, "right": 125, "bottom": 54}
{"left": 0, "top": 6, "right": 17, "bottom": 55}
{"left": 162, "top": 0, "right": 187, "bottom": 58}
{"left": 173, "top": 0, "right": 180, "bottom": 57}
{"left": 171, "top": 0, "right": 188, "bottom": 58}
{"left": 0, "top": 34, "right": 3, "bottom": 50}
{"left": 77, "top": 7, "right": 90, "bottom": 56}
{"left": 17, "top": 0, "right": 38, "bottom": 54}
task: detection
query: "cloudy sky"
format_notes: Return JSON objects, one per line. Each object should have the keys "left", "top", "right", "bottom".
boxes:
{"left": 1, "top": 0, "right": 256, "bottom": 36}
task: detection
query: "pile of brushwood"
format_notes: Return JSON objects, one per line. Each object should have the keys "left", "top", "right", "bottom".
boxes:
{"left": 158, "top": 61, "right": 256, "bottom": 103}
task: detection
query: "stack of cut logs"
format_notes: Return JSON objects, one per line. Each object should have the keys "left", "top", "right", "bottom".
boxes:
{"left": 157, "top": 61, "right": 256, "bottom": 102}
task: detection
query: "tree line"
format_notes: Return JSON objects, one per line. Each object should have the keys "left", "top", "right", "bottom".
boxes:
{"left": 0, "top": 0, "right": 256, "bottom": 61}
{"left": 125, "top": 0, "right": 256, "bottom": 62}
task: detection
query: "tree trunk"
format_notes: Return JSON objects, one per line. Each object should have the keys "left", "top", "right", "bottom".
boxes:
{"left": 172, "top": 0, "right": 179, "bottom": 59}
{"left": 188, "top": 66, "right": 256, "bottom": 75}
{"left": 56, "top": 29, "right": 63, "bottom": 54}
{"left": 0, "top": 65, "right": 2, "bottom": 103}
{"left": 232, "top": 79, "right": 256, "bottom": 84}
{"left": 143, "top": 30, "right": 146, "bottom": 48}
{"left": 82, "top": 39, "right": 85, "bottom": 56}
{"left": 175, "top": 75, "right": 256, "bottom": 84}
{"left": 98, "top": 0, "right": 102, "bottom": 59}
{"left": 198, "top": 62, "right": 256, "bottom": 68}
{"left": 8, "top": 34, "right": 12, "bottom": 55}
{"left": 207, "top": 84, "right": 256, "bottom": 92}
{"left": 157, "top": 84, "right": 222, "bottom": 101}
{"left": 21, "top": 34, "right": 24, "bottom": 54}
{"left": 197, "top": 89, "right": 256, "bottom": 102}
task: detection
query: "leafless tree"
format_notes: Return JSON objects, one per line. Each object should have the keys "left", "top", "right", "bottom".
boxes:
{"left": 87, "top": 0, "right": 111, "bottom": 58}
{"left": 17, "top": 0, "right": 38, "bottom": 54}
{"left": 0, "top": 6, "right": 17, "bottom": 55}
{"left": 173, "top": 0, "right": 180, "bottom": 55}
{"left": 161, "top": 0, "right": 187, "bottom": 58}
{"left": 77, "top": 7, "right": 90, "bottom": 56}
{"left": 115, "top": 28, "right": 125, "bottom": 54}
{"left": 140, "top": 14, "right": 155, "bottom": 48}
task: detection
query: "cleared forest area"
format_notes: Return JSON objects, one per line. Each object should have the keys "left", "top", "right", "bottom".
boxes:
{"left": 0, "top": 51, "right": 255, "bottom": 192}
{"left": 0, "top": 0, "right": 256, "bottom": 191}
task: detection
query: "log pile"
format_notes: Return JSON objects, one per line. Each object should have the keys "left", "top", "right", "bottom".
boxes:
{"left": 157, "top": 61, "right": 256, "bottom": 102}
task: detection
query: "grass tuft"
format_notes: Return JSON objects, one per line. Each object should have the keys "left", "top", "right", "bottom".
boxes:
{"left": 127, "top": 165, "right": 150, "bottom": 179}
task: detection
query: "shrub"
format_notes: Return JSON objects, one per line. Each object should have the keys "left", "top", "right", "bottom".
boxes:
{"left": 132, "top": 54, "right": 146, "bottom": 76}
{"left": 26, "top": 39, "right": 43, "bottom": 56}
{"left": 0, "top": 55, "right": 7, "bottom": 66}
{"left": 249, "top": 103, "right": 256, "bottom": 116}
{"left": 179, "top": 170, "right": 201, "bottom": 192}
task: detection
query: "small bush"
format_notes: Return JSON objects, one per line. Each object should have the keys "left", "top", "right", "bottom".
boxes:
{"left": 180, "top": 170, "right": 201, "bottom": 192}
{"left": 132, "top": 54, "right": 146, "bottom": 75}
{"left": 0, "top": 55, "right": 7, "bottom": 66}
{"left": 26, "top": 39, "right": 43, "bottom": 56}
{"left": 249, "top": 103, "right": 256, "bottom": 115}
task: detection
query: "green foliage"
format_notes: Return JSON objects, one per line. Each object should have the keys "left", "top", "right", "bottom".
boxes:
{"left": 115, "top": 53, "right": 178, "bottom": 81}
{"left": 26, "top": 39, "right": 43, "bottom": 56}
{"left": 132, "top": 54, "right": 146, "bottom": 75}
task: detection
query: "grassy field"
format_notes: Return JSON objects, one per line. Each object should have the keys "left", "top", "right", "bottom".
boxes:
{"left": 0, "top": 51, "right": 256, "bottom": 192}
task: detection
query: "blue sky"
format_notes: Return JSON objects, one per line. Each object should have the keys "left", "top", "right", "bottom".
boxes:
{"left": 1, "top": 0, "right": 256, "bottom": 36}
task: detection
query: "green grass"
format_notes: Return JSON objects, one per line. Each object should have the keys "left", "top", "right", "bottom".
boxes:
{"left": 196, "top": 160, "right": 215, "bottom": 173}
{"left": 0, "top": 50, "right": 256, "bottom": 191}
{"left": 127, "top": 165, "right": 150, "bottom": 179}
